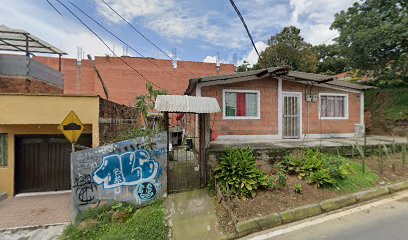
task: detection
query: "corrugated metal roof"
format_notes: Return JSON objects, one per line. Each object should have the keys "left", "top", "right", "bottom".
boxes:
{"left": 286, "top": 71, "right": 333, "bottom": 82}
{"left": 185, "top": 67, "right": 290, "bottom": 94}
{"left": 0, "top": 25, "right": 66, "bottom": 55}
{"left": 325, "top": 79, "right": 375, "bottom": 90}
{"left": 184, "top": 66, "right": 373, "bottom": 94}
{"left": 154, "top": 95, "right": 221, "bottom": 113}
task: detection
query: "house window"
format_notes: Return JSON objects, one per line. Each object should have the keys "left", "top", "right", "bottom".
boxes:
{"left": 320, "top": 94, "right": 348, "bottom": 119}
{"left": 0, "top": 134, "right": 7, "bottom": 167}
{"left": 223, "top": 90, "right": 260, "bottom": 119}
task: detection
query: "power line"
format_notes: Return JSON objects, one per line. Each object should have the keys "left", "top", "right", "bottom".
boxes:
{"left": 69, "top": 1, "right": 186, "bottom": 87}
{"left": 228, "top": 0, "right": 260, "bottom": 59}
{"left": 100, "top": 0, "right": 200, "bottom": 78}
{"left": 321, "top": 32, "right": 339, "bottom": 45}
{"left": 46, "top": 0, "right": 62, "bottom": 15}
{"left": 54, "top": 0, "right": 176, "bottom": 93}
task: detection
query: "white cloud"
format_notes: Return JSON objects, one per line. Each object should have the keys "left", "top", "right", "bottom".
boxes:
{"left": 288, "top": 0, "right": 356, "bottom": 44}
{"left": 203, "top": 56, "right": 218, "bottom": 63}
{"left": 203, "top": 55, "right": 229, "bottom": 64}
{"left": 0, "top": 0, "right": 119, "bottom": 58}
{"left": 94, "top": 0, "right": 290, "bottom": 49}
{"left": 237, "top": 41, "right": 268, "bottom": 66}
{"left": 95, "top": 0, "right": 175, "bottom": 23}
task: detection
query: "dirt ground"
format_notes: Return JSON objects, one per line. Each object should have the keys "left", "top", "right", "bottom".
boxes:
{"left": 231, "top": 176, "right": 342, "bottom": 221}
{"left": 361, "top": 152, "right": 408, "bottom": 183}
{"left": 216, "top": 152, "right": 408, "bottom": 229}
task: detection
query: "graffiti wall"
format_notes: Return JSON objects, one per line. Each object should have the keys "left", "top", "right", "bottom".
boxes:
{"left": 70, "top": 132, "right": 167, "bottom": 221}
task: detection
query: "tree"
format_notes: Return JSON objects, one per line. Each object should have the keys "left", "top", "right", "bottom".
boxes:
{"left": 258, "top": 26, "right": 319, "bottom": 73}
{"left": 236, "top": 61, "right": 251, "bottom": 72}
{"left": 331, "top": 0, "right": 408, "bottom": 85}
{"left": 135, "top": 83, "right": 167, "bottom": 127}
{"left": 313, "top": 44, "right": 351, "bottom": 75}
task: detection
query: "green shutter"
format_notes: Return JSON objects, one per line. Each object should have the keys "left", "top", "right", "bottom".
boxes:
{"left": 0, "top": 134, "right": 8, "bottom": 167}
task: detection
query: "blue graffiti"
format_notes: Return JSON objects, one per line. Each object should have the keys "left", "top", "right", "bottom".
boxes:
{"left": 93, "top": 149, "right": 160, "bottom": 189}
{"left": 134, "top": 182, "right": 157, "bottom": 202}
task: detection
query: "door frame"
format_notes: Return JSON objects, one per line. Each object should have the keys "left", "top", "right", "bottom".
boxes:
{"left": 14, "top": 134, "right": 92, "bottom": 194}
{"left": 281, "top": 92, "right": 302, "bottom": 139}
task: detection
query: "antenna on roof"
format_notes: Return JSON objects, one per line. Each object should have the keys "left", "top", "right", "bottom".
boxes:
{"left": 232, "top": 52, "right": 237, "bottom": 67}
{"left": 216, "top": 52, "right": 221, "bottom": 74}
{"left": 172, "top": 48, "right": 177, "bottom": 69}
{"left": 76, "top": 46, "right": 82, "bottom": 66}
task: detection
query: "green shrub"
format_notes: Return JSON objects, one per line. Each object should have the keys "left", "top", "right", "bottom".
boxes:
{"left": 215, "top": 147, "right": 268, "bottom": 198}
{"left": 283, "top": 149, "right": 349, "bottom": 188}
{"left": 294, "top": 184, "right": 303, "bottom": 194}
{"left": 307, "top": 168, "right": 336, "bottom": 188}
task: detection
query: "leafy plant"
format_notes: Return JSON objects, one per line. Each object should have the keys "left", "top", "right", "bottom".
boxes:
{"left": 111, "top": 202, "right": 123, "bottom": 211}
{"left": 135, "top": 83, "right": 167, "bottom": 127}
{"left": 215, "top": 147, "right": 268, "bottom": 198}
{"left": 283, "top": 149, "right": 350, "bottom": 188}
{"left": 294, "top": 184, "right": 303, "bottom": 194}
{"left": 307, "top": 169, "right": 336, "bottom": 188}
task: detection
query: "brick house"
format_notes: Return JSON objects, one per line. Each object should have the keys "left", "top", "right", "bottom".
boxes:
{"left": 185, "top": 67, "right": 373, "bottom": 141}
{"left": 34, "top": 56, "right": 235, "bottom": 106}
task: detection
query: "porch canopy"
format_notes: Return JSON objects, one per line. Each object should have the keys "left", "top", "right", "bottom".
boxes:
{"left": 154, "top": 95, "right": 221, "bottom": 113}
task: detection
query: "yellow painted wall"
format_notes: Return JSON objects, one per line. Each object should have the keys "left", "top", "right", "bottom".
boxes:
{"left": 0, "top": 95, "right": 100, "bottom": 197}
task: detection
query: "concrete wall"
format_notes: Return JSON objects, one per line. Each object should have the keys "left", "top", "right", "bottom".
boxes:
{"left": 0, "top": 95, "right": 100, "bottom": 197}
{"left": 70, "top": 132, "right": 167, "bottom": 222}
{"left": 0, "top": 55, "right": 63, "bottom": 88}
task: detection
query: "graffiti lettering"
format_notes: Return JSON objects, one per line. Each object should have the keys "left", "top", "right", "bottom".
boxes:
{"left": 93, "top": 149, "right": 159, "bottom": 189}
{"left": 73, "top": 175, "right": 98, "bottom": 206}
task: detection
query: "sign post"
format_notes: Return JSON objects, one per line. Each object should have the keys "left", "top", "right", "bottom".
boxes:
{"left": 58, "top": 111, "right": 84, "bottom": 151}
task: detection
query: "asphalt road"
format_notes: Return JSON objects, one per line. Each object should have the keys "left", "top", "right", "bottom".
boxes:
{"left": 244, "top": 190, "right": 408, "bottom": 240}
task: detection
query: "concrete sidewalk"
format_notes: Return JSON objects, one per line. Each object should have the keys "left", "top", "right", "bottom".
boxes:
{"left": 166, "top": 189, "right": 226, "bottom": 240}
{"left": 0, "top": 192, "right": 71, "bottom": 230}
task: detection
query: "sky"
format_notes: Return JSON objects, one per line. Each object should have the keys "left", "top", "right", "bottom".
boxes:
{"left": 0, "top": 0, "right": 357, "bottom": 66}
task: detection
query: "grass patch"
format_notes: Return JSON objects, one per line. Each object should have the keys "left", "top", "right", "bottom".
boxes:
{"left": 62, "top": 200, "right": 168, "bottom": 240}
{"left": 334, "top": 160, "right": 380, "bottom": 192}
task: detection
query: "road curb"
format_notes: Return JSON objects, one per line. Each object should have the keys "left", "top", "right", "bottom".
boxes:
{"left": 319, "top": 194, "right": 357, "bottom": 212}
{"left": 234, "top": 180, "right": 408, "bottom": 238}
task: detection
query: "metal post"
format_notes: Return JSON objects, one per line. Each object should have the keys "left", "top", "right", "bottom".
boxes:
{"left": 25, "top": 34, "right": 29, "bottom": 57}
{"left": 59, "top": 54, "right": 62, "bottom": 72}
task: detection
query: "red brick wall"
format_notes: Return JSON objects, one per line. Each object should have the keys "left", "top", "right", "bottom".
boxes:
{"left": 200, "top": 77, "right": 361, "bottom": 138}
{"left": 282, "top": 81, "right": 360, "bottom": 135}
{"left": 34, "top": 56, "right": 235, "bottom": 106}
{"left": 201, "top": 78, "right": 279, "bottom": 136}
{"left": 0, "top": 76, "right": 63, "bottom": 94}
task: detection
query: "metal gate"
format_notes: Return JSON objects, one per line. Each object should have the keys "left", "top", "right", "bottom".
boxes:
{"left": 15, "top": 135, "right": 91, "bottom": 193}
{"left": 166, "top": 113, "right": 207, "bottom": 192}
{"left": 282, "top": 93, "right": 301, "bottom": 139}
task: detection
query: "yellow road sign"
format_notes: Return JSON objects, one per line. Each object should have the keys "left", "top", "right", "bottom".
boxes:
{"left": 58, "top": 111, "right": 84, "bottom": 144}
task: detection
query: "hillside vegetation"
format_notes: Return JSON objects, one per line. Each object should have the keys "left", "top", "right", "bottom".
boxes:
{"left": 365, "top": 87, "right": 408, "bottom": 136}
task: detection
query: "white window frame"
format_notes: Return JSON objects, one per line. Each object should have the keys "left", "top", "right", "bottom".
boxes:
{"left": 318, "top": 93, "right": 349, "bottom": 120}
{"left": 222, "top": 89, "right": 261, "bottom": 120}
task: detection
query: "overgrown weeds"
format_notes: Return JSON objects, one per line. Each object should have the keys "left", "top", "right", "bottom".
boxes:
{"left": 62, "top": 200, "right": 168, "bottom": 240}
{"left": 282, "top": 149, "right": 379, "bottom": 191}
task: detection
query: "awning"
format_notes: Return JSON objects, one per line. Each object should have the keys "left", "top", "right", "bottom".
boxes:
{"left": 154, "top": 95, "right": 221, "bottom": 113}
{"left": 0, "top": 25, "right": 66, "bottom": 55}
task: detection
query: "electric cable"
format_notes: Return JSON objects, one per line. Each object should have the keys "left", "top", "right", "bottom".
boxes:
{"left": 54, "top": 0, "right": 176, "bottom": 93}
